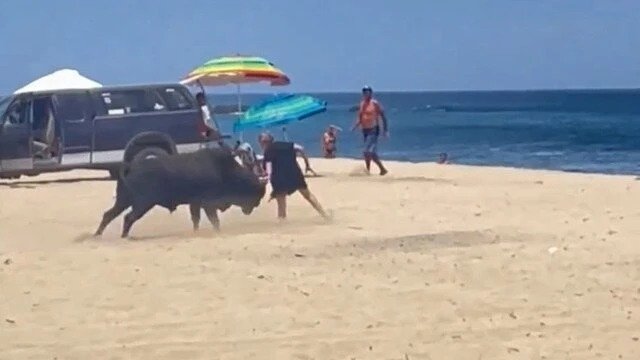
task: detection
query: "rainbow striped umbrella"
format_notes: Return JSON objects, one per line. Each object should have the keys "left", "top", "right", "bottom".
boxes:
{"left": 181, "top": 55, "right": 290, "bottom": 87}
{"left": 181, "top": 55, "right": 290, "bottom": 123}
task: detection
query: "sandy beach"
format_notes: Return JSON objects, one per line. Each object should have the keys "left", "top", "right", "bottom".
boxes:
{"left": 1, "top": 158, "right": 639, "bottom": 359}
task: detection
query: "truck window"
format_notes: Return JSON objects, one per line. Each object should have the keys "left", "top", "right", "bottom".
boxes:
{"left": 0, "top": 96, "right": 12, "bottom": 121}
{"left": 3, "top": 99, "right": 31, "bottom": 126}
{"left": 32, "top": 97, "right": 53, "bottom": 130}
{"left": 99, "top": 90, "right": 166, "bottom": 116}
{"left": 55, "top": 93, "right": 91, "bottom": 121}
{"left": 145, "top": 90, "right": 167, "bottom": 112}
{"left": 160, "top": 87, "right": 194, "bottom": 111}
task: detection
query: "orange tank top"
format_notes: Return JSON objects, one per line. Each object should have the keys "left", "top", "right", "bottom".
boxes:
{"left": 358, "top": 99, "right": 381, "bottom": 129}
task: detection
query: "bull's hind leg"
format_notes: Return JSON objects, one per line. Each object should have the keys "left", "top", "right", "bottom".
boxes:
{"left": 189, "top": 203, "right": 202, "bottom": 231}
{"left": 202, "top": 204, "right": 221, "bottom": 231}
{"left": 121, "top": 203, "right": 154, "bottom": 238}
{"left": 95, "top": 197, "right": 130, "bottom": 236}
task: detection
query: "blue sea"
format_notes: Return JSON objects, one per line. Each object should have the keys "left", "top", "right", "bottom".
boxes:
{"left": 211, "top": 89, "right": 640, "bottom": 176}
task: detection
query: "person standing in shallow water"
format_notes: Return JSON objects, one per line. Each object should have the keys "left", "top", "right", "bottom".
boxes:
{"left": 258, "top": 132, "right": 328, "bottom": 220}
{"left": 437, "top": 152, "right": 450, "bottom": 164}
{"left": 321, "top": 125, "right": 339, "bottom": 158}
{"left": 351, "top": 86, "right": 389, "bottom": 175}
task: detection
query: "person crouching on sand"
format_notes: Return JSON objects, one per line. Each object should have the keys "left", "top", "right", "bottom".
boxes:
{"left": 351, "top": 85, "right": 389, "bottom": 175}
{"left": 258, "top": 132, "right": 328, "bottom": 220}
{"left": 233, "top": 140, "right": 264, "bottom": 176}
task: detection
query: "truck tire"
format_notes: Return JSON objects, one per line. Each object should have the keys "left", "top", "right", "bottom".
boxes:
{"left": 131, "top": 146, "right": 170, "bottom": 165}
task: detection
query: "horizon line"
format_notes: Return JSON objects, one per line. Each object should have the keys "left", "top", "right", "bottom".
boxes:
{"left": 2, "top": 85, "right": 640, "bottom": 98}
{"left": 208, "top": 86, "right": 640, "bottom": 95}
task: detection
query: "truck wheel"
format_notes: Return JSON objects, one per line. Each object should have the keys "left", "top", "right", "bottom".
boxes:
{"left": 131, "top": 146, "right": 170, "bottom": 165}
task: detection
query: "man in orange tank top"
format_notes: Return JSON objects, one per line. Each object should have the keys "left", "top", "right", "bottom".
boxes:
{"left": 351, "top": 85, "right": 388, "bottom": 175}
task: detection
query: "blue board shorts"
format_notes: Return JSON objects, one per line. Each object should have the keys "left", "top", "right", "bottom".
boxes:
{"left": 363, "top": 127, "right": 380, "bottom": 154}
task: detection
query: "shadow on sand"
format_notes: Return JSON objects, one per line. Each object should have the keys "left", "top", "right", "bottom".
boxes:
{"left": 0, "top": 176, "right": 112, "bottom": 189}
{"left": 74, "top": 215, "right": 333, "bottom": 244}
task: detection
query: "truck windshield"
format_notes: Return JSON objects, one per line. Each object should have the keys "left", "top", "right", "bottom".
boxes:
{"left": 0, "top": 96, "right": 12, "bottom": 120}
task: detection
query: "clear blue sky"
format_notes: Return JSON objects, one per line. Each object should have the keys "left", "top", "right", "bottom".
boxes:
{"left": 1, "top": 0, "right": 639, "bottom": 94}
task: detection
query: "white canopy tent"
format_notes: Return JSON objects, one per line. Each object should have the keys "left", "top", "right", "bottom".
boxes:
{"left": 14, "top": 69, "right": 102, "bottom": 94}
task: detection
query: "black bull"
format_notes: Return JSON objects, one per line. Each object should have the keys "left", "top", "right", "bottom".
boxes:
{"left": 94, "top": 147, "right": 266, "bottom": 238}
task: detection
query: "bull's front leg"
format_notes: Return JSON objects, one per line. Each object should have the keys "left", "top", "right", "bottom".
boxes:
{"left": 202, "top": 203, "right": 221, "bottom": 232}
{"left": 121, "top": 203, "right": 153, "bottom": 238}
{"left": 189, "top": 202, "right": 202, "bottom": 231}
{"left": 95, "top": 198, "right": 130, "bottom": 237}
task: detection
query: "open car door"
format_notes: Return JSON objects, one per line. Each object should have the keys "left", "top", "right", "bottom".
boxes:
{"left": 0, "top": 98, "right": 34, "bottom": 172}
{"left": 52, "top": 91, "right": 95, "bottom": 165}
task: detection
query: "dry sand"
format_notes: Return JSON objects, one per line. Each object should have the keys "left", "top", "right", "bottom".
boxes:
{"left": 1, "top": 158, "right": 639, "bottom": 359}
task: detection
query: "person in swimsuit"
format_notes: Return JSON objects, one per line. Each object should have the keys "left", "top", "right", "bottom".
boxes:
{"left": 351, "top": 85, "right": 388, "bottom": 175}
{"left": 258, "top": 132, "right": 327, "bottom": 220}
{"left": 321, "top": 125, "right": 338, "bottom": 158}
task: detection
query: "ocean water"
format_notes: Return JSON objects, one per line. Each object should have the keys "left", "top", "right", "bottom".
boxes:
{"left": 210, "top": 90, "right": 640, "bottom": 176}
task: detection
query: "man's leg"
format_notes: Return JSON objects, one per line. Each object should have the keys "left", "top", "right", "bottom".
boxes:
{"left": 364, "top": 152, "right": 372, "bottom": 173}
{"left": 32, "top": 141, "right": 48, "bottom": 158}
{"left": 275, "top": 195, "right": 287, "bottom": 219}
{"left": 368, "top": 135, "right": 387, "bottom": 175}
{"left": 299, "top": 188, "right": 329, "bottom": 219}
{"left": 363, "top": 133, "right": 376, "bottom": 173}
{"left": 371, "top": 152, "right": 387, "bottom": 175}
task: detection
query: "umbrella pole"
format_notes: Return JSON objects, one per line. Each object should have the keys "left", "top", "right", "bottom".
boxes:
{"left": 236, "top": 84, "right": 243, "bottom": 142}
{"left": 236, "top": 84, "right": 242, "bottom": 114}
{"left": 282, "top": 126, "right": 288, "bottom": 141}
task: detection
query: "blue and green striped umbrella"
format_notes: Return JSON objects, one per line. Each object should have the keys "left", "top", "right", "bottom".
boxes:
{"left": 233, "top": 94, "right": 327, "bottom": 132}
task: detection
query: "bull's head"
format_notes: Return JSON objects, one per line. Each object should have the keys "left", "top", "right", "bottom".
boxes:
{"left": 230, "top": 164, "right": 267, "bottom": 215}
{"left": 240, "top": 202, "right": 258, "bottom": 215}
{"left": 239, "top": 181, "right": 266, "bottom": 215}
